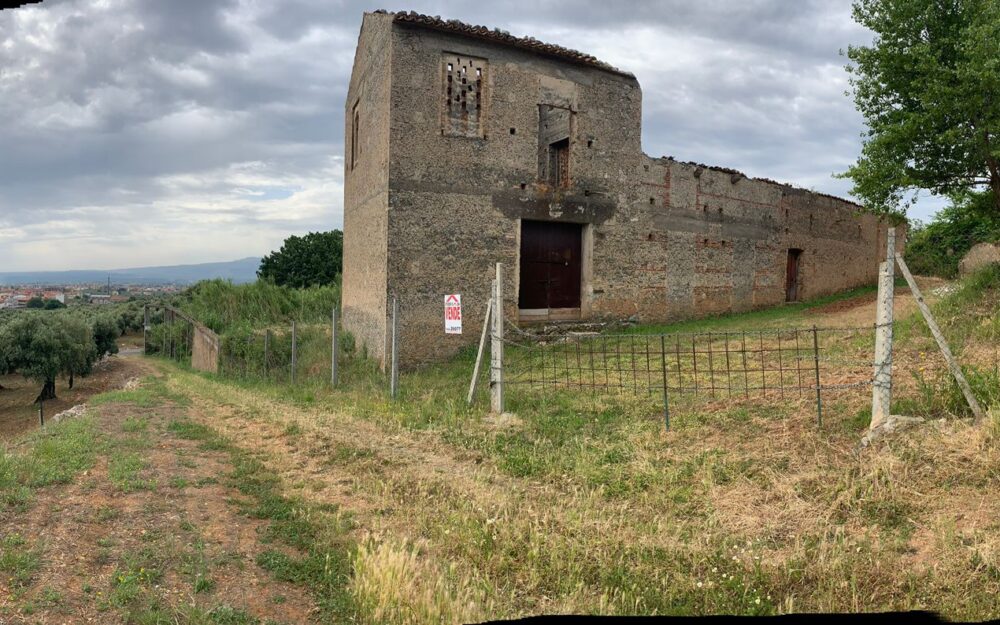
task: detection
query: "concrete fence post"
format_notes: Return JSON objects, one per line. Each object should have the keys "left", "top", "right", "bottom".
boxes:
{"left": 490, "top": 263, "right": 505, "bottom": 414}
{"left": 896, "top": 253, "right": 985, "bottom": 421}
{"left": 870, "top": 226, "right": 896, "bottom": 430}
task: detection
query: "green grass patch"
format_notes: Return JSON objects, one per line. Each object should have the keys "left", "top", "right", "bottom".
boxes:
{"left": 90, "top": 376, "right": 190, "bottom": 408}
{"left": 0, "top": 534, "right": 42, "bottom": 590}
{"left": 227, "top": 451, "right": 354, "bottom": 619}
{"left": 0, "top": 414, "right": 98, "bottom": 512}
{"left": 109, "top": 453, "right": 156, "bottom": 493}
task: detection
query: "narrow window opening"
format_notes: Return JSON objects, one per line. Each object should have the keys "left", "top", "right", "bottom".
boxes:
{"left": 350, "top": 100, "right": 360, "bottom": 170}
{"left": 587, "top": 139, "right": 593, "bottom": 148}
{"left": 510, "top": 128, "right": 516, "bottom": 135}
{"left": 538, "top": 104, "right": 572, "bottom": 187}
{"left": 786, "top": 248, "right": 803, "bottom": 302}
{"left": 649, "top": 197, "right": 655, "bottom": 205}
{"left": 548, "top": 138, "right": 570, "bottom": 187}
{"left": 520, "top": 183, "right": 526, "bottom": 190}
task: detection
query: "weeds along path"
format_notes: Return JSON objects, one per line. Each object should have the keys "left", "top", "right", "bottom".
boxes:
{"left": 160, "top": 348, "right": 1000, "bottom": 620}
{"left": 165, "top": 365, "right": 664, "bottom": 616}
{"left": 0, "top": 362, "right": 322, "bottom": 624}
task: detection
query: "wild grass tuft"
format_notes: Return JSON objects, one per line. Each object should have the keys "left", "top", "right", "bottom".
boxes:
{"left": 351, "top": 539, "right": 489, "bottom": 625}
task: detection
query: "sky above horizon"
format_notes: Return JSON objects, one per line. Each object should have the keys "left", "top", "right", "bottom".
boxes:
{"left": 1, "top": 0, "right": 946, "bottom": 272}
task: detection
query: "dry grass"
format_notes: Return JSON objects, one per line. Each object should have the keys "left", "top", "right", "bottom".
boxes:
{"left": 140, "top": 268, "right": 1000, "bottom": 620}
{"left": 352, "top": 537, "right": 489, "bottom": 625}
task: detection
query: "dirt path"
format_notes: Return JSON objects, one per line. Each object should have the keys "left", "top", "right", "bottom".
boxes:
{"left": 0, "top": 359, "right": 316, "bottom": 624}
{"left": 804, "top": 276, "right": 948, "bottom": 328}
{"left": 0, "top": 355, "right": 155, "bottom": 441}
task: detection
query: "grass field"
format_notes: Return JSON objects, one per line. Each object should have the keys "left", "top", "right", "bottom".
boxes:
{"left": 1, "top": 269, "right": 998, "bottom": 622}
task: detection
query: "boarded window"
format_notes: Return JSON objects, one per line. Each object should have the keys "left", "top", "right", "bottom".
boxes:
{"left": 442, "top": 53, "right": 486, "bottom": 138}
{"left": 786, "top": 249, "right": 803, "bottom": 302}
{"left": 538, "top": 105, "right": 572, "bottom": 187}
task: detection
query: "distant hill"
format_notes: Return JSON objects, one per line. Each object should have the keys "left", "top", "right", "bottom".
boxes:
{"left": 0, "top": 257, "right": 261, "bottom": 286}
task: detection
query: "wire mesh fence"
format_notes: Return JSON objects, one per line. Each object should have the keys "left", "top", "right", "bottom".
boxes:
{"left": 501, "top": 320, "right": 878, "bottom": 425}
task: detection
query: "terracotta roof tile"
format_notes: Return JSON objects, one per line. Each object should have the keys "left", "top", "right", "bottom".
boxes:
{"left": 380, "top": 10, "right": 633, "bottom": 77}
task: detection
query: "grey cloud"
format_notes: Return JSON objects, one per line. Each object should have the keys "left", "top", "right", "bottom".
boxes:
{"left": 0, "top": 0, "right": 934, "bottom": 272}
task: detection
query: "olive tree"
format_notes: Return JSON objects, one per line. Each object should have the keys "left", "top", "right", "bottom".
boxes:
{"left": 0, "top": 315, "right": 97, "bottom": 402}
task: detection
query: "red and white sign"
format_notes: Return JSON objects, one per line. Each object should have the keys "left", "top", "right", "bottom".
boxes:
{"left": 444, "top": 294, "right": 462, "bottom": 334}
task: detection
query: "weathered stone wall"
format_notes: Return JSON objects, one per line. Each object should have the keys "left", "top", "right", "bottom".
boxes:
{"left": 343, "top": 13, "right": 905, "bottom": 368}
{"left": 383, "top": 21, "right": 642, "bottom": 365}
{"left": 341, "top": 12, "right": 394, "bottom": 367}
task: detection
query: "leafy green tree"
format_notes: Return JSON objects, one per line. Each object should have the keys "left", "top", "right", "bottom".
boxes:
{"left": 25, "top": 297, "right": 44, "bottom": 309}
{"left": 0, "top": 315, "right": 97, "bottom": 402}
{"left": 43, "top": 299, "right": 66, "bottom": 310}
{"left": 258, "top": 230, "right": 343, "bottom": 288}
{"left": 905, "top": 190, "right": 1000, "bottom": 276}
{"left": 842, "top": 0, "right": 1000, "bottom": 216}
{"left": 63, "top": 318, "right": 99, "bottom": 391}
{"left": 92, "top": 316, "right": 121, "bottom": 361}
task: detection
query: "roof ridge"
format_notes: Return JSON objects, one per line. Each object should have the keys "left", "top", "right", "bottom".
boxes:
{"left": 376, "top": 10, "right": 633, "bottom": 78}
{"left": 657, "top": 156, "right": 863, "bottom": 208}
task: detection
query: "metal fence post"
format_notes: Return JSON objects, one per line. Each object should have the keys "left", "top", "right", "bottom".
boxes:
{"left": 291, "top": 321, "right": 297, "bottom": 385}
{"left": 264, "top": 329, "right": 271, "bottom": 379}
{"left": 332, "top": 307, "right": 339, "bottom": 387}
{"left": 660, "top": 335, "right": 670, "bottom": 431}
{"left": 812, "top": 325, "right": 822, "bottom": 428}
{"left": 143, "top": 304, "right": 149, "bottom": 355}
{"left": 490, "top": 263, "right": 505, "bottom": 414}
{"left": 390, "top": 296, "right": 399, "bottom": 399}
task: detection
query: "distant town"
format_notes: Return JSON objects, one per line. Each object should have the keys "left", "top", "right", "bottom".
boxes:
{"left": 0, "top": 281, "right": 179, "bottom": 310}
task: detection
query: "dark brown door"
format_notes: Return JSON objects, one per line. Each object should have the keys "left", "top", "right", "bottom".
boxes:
{"left": 786, "top": 249, "right": 802, "bottom": 302}
{"left": 519, "top": 220, "right": 582, "bottom": 310}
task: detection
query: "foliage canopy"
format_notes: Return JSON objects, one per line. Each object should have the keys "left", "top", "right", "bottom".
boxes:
{"left": 258, "top": 230, "right": 343, "bottom": 288}
{"left": 904, "top": 191, "right": 1000, "bottom": 277}
{"left": 842, "top": 0, "right": 1000, "bottom": 216}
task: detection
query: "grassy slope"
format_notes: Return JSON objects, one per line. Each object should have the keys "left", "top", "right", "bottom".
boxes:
{"left": 143, "top": 267, "right": 1000, "bottom": 620}
{"left": 4, "top": 269, "right": 997, "bottom": 622}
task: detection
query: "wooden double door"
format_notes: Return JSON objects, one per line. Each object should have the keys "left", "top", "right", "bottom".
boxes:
{"left": 518, "top": 220, "right": 582, "bottom": 314}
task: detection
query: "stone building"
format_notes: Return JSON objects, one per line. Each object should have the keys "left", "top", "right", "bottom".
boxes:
{"left": 341, "top": 10, "right": 902, "bottom": 368}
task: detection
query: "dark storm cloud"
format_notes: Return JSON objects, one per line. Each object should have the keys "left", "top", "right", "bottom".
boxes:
{"left": 0, "top": 0, "right": 931, "bottom": 272}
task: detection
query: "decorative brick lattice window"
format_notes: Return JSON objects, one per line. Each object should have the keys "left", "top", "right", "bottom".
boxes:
{"left": 442, "top": 54, "right": 486, "bottom": 138}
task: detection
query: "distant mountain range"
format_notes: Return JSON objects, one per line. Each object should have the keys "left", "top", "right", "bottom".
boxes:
{"left": 0, "top": 257, "right": 261, "bottom": 286}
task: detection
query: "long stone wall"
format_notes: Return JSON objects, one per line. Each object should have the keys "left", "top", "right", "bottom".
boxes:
{"left": 342, "top": 13, "right": 903, "bottom": 368}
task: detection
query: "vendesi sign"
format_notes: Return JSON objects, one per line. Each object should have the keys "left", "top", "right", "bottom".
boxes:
{"left": 444, "top": 294, "right": 462, "bottom": 334}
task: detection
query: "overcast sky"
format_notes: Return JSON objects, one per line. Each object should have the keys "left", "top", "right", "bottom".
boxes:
{"left": 0, "top": 0, "right": 944, "bottom": 272}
